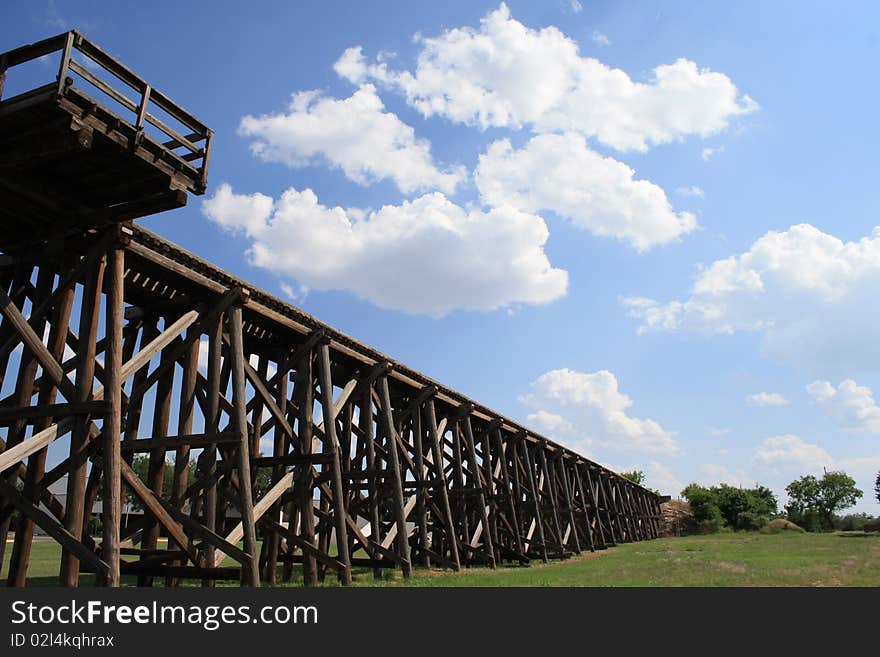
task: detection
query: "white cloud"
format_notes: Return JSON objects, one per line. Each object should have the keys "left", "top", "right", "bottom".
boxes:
{"left": 807, "top": 379, "right": 880, "bottom": 432}
{"left": 475, "top": 133, "right": 697, "bottom": 251}
{"left": 701, "top": 146, "right": 723, "bottom": 161}
{"left": 238, "top": 85, "right": 465, "bottom": 194}
{"left": 336, "top": 4, "right": 756, "bottom": 152}
{"left": 746, "top": 392, "right": 790, "bottom": 407}
{"left": 521, "top": 368, "right": 679, "bottom": 455}
{"left": 591, "top": 31, "right": 610, "bottom": 47}
{"left": 698, "top": 463, "right": 755, "bottom": 488}
{"left": 569, "top": 0, "right": 583, "bottom": 14}
{"left": 752, "top": 434, "right": 833, "bottom": 473}
{"left": 202, "top": 184, "right": 567, "bottom": 315}
{"left": 623, "top": 224, "right": 880, "bottom": 375}
{"left": 706, "top": 425, "right": 731, "bottom": 437}
{"left": 675, "top": 185, "right": 704, "bottom": 198}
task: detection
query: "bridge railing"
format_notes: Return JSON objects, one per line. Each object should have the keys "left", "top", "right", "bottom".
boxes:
{"left": 0, "top": 31, "right": 212, "bottom": 193}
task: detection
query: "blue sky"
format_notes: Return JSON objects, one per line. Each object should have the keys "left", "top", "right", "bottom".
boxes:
{"left": 3, "top": 1, "right": 879, "bottom": 513}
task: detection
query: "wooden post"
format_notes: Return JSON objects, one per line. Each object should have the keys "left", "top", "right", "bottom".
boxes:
{"left": 494, "top": 429, "right": 524, "bottom": 558}
{"left": 536, "top": 442, "right": 563, "bottom": 556}
{"left": 139, "top": 321, "right": 175, "bottom": 586}
{"left": 377, "top": 375, "right": 412, "bottom": 578}
{"left": 60, "top": 254, "right": 105, "bottom": 586}
{"left": 264, "top": 354, "right": 288, "bottom": 585}
{"left": 360, "top": 383, "right": 382, "bottom": 578}
{"left": 228, "top": 303, "right": 260, "bottom": 586}
{"left": 412, "top": 403, "right": 430, "bottom": 567}
{"left": 449, "top": 420, "right": 469, "bottom": 558}
{"left": 100, "top": 243, "right": 124, "bottom": 587}
{"left": 572, "top": 462, "right": 596, "bottom": 552}
{"left": 167, "top": 327, "right": 200, "bottom": 585}
{"left": 461, "top": 416, "right": 495, "bottom": 568}
{"left": 7, "top": 290, "right": 74, "bottom": 581}
{"left": 316, "top": 343, "right": 352, "bottom": 584}
{"left": 199, "top": 315, "right": 222, "bottom": 586}
{"left": 519, "top": 435, "right": 548, "bottom": 562}
{"left": 295, "top": 350, "right": 317, "bottom": 586}
{"left": 557, "top": 456, "right": 581, "bottom": 554}
{"left": 425, "top": 400, "right": 459, "bottom": 570}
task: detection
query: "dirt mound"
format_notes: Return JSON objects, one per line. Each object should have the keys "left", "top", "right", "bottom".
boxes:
{"left": 761, "top": 518, "right": 806, "bottom": 533}
{"left": 661, "top": 499, "right": 698, "bottom": 536}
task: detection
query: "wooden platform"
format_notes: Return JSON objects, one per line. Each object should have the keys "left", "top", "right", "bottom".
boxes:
{"left": 0, "top": 31, "right": 212, "bottom": 253}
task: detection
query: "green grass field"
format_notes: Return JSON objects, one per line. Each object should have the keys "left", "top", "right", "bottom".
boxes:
{"left": 4, "top": 532, "right": 879, "bottom": 587}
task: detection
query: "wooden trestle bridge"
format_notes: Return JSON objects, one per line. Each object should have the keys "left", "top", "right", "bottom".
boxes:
{"left": 0, "top": 31, "right": 663, "bottom": 587}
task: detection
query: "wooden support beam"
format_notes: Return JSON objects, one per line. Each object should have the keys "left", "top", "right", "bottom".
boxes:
{"left": 228, "top": 304, "right": 261, "bottom": 587}
{"left": 316, "top": 343, "right": 353, "bottom": 585}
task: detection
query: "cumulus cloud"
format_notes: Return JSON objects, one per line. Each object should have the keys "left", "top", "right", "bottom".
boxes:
{"left": 746, "top": 392, "right": 790, "bottom": 407}
{"left": 752, "top": 434, "right": 833, "bottom": 473}
{"left": 623, "top": 224, "right": 880, "bottom": 375}
{"left": 238, "top": 85, "right": 465, "bottom": 194}
{"left": 520, "top": 368, "right": 679, "bottom": 455}
{"left": 336, "top": 4, "right": 756, "bottom": 152}
{"left": 202, "top": 183, "right": 567, "bottom": 315}
{"left": 807, "top": 379, "right": 880, "bottom": 432}
{"left": 475, "top": 133, "right": 697, "bottom": 251}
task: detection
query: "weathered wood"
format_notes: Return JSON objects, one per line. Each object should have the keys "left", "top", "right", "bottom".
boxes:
{"left": 60, "top": 253, "right": 104, "bottom": 586}
{"left": 228, "top": 304, "right": 260, "bottom": 586}
{"left": 101, "top": 243, "right": 124, "bottom": 587}
{"left": 317, "top": 343, "right": 353, "bottom": 585}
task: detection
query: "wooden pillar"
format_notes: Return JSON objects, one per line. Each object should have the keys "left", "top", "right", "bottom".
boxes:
{"left": 412, "top": 404, "right": 430, "bottom": 567}
{"left": 264, "top": 355, "right": 288, "bottom": 585}
{"left": 557, "top": 456, "right": 581, "bottom": 554}
{"left": 519, "top": 435, "right": 548, "bottom": 562}
{"left": 425, "top": 400, "right": 459, "bottom": 570}
{"left": 479, "top": 424, "right": 500, "bottom": 563}
{"left": 199, "top": 315, "right": 222, "bottom": 586}
{"left": 572, "top": 462, "right": 596, "bottom": 552}
{"left": 99, "top": 242, "right": 124, "bottom": 586}
{"left": 60, "top": 254, "right": 105, "bottom": 586}
{"left": 449, "top": 420, "right": 469, "bottom": 559}
{"left": 295, "top": 350, "right": 317, "bottom": 586}
{"left": 167, "top": 326, "right": 200, "bottom": 585}
{"left": 494, "top": 429, "right": 524, "bottom": 559}
{"left": 0, "top": 263, "right": 44, "bottom": 567}
{"left": 316, "top": 343, "right": 352, "bottom": 585}
{"left": 377, "top": 375, "right": 412, "bottom": 578}
{"left": 139, "top": 322, "right": 175, "bottom": 586}
{"left": 360, "top": 384, "right": 382, "bottom": 578}
{"left": 461, "top": 416, "right": 495, "bottom": 568}
{"left": 228, "top": 303, "right": 260, "bottom": 586}
{"left": 7, "top": 272, "right": 74, "bottom": 586}
{"left": 536, "top": 442, "right": 563, "bottom": 556}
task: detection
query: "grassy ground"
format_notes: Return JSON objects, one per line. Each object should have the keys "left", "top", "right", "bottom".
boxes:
{"left": 4, "top": 531, "right": 879, "bottom": 587}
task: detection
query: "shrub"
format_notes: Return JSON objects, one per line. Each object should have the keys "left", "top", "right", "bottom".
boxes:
{"left": 833, "top": 513, "right": 878, "bottom": 531}
{"left": 735, "top": 511, "right": 768, "bottom": 531}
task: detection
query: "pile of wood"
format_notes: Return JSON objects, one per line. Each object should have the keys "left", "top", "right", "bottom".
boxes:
{"left": 660, "top": 499, "right": 698, "bottom": 537}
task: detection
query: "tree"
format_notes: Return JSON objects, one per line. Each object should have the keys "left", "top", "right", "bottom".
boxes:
{"left": 680, "top": 482, "right": 776, "bottom": 532}
{"left": 681, "top": 483, "right": 723, "bottom": 533}
{"left": 785, "top": 470, "right": 863, "bottom": 531}
{"left": 621, "top": 470, "right": 645, "bottom": 486}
